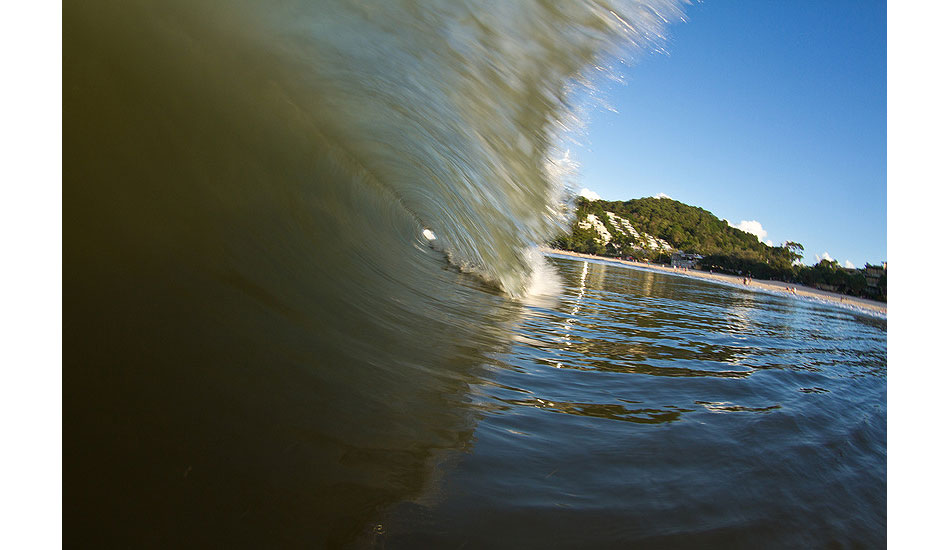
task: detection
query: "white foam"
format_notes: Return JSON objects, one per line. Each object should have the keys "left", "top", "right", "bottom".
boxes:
{"left": 522, "top": 247, "right": 564, "bottom": 305}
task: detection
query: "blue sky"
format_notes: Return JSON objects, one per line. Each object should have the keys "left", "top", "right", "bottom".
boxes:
{"left": 570, "top": 0, "right": 886, "bottom": 268}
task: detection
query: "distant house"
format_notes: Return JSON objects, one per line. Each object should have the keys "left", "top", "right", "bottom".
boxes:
{"left": 671, "top": 252, "right": 703, "bottom": 269}
{"left": 864, "top": 264, "right": 886, "bottom": 296}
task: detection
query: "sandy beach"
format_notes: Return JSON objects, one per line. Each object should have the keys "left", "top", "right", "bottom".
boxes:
{"left": 541, "top": 247, "right": 886, "bottom": 317}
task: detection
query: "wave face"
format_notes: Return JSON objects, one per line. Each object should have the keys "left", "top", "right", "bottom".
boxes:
{"left": 64, "top": 0, "right": 684, "bottom": 546}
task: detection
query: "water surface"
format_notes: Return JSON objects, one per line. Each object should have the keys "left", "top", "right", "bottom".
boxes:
{"left": 380, "top": 256, "right": 886, "bottom": 549}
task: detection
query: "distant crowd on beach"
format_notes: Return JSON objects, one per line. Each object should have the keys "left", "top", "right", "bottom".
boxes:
{"left": 739, "top": 275, "right": 798, "bottom": 295}
{"left": 739, "top": 276, "right": 760, "bottom": 287}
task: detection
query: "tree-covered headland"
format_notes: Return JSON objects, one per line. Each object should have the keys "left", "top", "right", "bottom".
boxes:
{"left": 551, "top": 197, "right": 886, "bottom": 302}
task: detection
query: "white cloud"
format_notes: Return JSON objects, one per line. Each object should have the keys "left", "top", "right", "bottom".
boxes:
{"left": 727, "top": 219, "right": 768, "bottom": 243}
{"left": 815, "top": 251, "right": 834, "bottom": 263}
{"left": 765, "top": 240, "right": 774, "bottom": 247}
{"left": 653, "top": 192, "right": 672, "bottom": 200}
{"left": 844, "top": 260, "right": 855, "bottom": 269}
{"left": 578, "top": 187, "right": 602, "bottom": 201}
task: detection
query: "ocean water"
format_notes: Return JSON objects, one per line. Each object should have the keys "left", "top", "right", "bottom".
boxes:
{"left": 64, "top": 1, "right": 885, "bottom": 547}
{"left": 380, "top": 255, "right": 887, "bottom": 548}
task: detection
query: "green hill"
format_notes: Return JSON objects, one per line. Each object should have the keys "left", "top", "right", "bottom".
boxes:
{"left": 551, "top": 196, "right": 884, "bottom": 301}
{"left": 552, "top": 196, "right": 803, "bottom": 276}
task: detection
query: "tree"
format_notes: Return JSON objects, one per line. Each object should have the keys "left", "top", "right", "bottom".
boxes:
{"left": 782, "top": 241, "right": 804, "bottom": 264}
{"left": 848, "top": 272, "right": 867, "bottom": 295}
{"left": 581, "top": 237, "right": 606, "bottom": 256}
{"left": 554, "top": 197, "right": 822, "bottom": 288}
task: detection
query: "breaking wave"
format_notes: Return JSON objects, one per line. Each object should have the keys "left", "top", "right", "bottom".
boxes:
{"left": 64, "top": 0, "right": 684, "bottom": 546}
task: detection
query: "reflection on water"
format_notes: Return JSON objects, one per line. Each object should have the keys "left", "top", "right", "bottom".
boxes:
{"left": 499, "top": 397, "right": 694, "bottom": 424}
{"left": 380, "top": 255, "right": 886, "bottom": 549}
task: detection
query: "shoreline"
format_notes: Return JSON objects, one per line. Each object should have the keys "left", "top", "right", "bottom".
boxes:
{"left": 540, "top": 247, "right": 887, "bottom": 317}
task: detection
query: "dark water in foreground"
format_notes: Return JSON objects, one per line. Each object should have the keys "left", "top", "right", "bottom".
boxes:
{"left": 68, "top": 247, "right": 886, "bottom": 548}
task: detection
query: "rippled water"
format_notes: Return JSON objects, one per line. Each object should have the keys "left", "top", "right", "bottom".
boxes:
{"left": 378, "top": 255, "right": 886, "bottom": 549}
